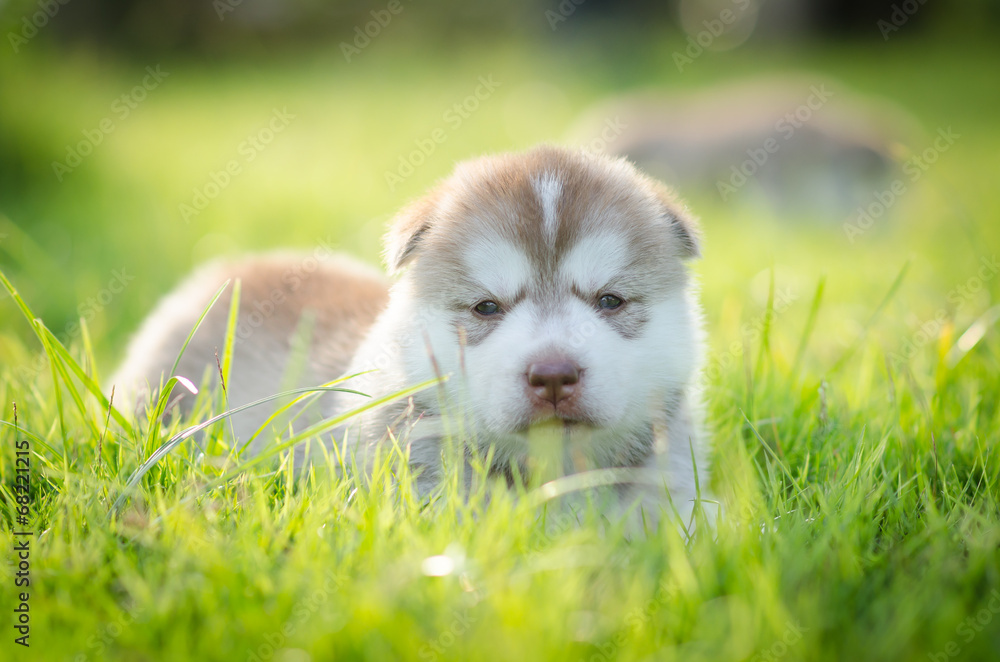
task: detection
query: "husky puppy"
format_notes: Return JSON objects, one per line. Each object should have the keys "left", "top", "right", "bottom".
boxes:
{"left": 112, "top": 146, "right": 712, "bottom": 527}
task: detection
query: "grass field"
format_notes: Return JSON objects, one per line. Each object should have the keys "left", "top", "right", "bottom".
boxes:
{"left": 1, "top": 30, "right": 1000, "bottom": 661}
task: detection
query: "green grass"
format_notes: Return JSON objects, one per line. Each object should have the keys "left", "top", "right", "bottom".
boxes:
{"left": 2, "top": 32, "right": 1000, "bottom": 661}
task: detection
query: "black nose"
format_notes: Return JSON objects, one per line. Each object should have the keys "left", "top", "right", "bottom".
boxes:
{"left": 527, "top": 360, "right": 581, "bottom": 406}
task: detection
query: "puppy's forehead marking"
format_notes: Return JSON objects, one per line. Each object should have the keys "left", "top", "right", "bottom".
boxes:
{"left": 532, "top": 172, "right": 563, "bottom": 246}
{"left": 463, "top": 237, "right": 532, "bottom": 300}
{"left": 559, "top": 232, "right": 632, "bottom": 291}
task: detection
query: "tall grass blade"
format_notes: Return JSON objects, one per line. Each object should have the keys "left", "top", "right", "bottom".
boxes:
{"left": 169, "top": 279, "right": 231, "bottom": 378}
{"left": 830, "top": 260, "right": 910, "bottom": 374}
{"left": 790, "top": 275, "right": 827, "bottom": 382}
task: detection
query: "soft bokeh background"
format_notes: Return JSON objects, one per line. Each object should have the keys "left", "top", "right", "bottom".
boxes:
{"left": 2, "top": 3, "right": 1000, "bottom": 661}
{"left": 1, "top": 0, "right": 998, "bottom": 381}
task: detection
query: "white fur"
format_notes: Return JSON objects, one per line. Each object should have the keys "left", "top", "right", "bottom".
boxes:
{"left": 533, "top": 173, "right": 563, "bottom": 246}
{"left": 462, "top": 238, "right": 532, "bottom": 302}
{"left": 559, "top": 232, "right": 632, "bottom": 294}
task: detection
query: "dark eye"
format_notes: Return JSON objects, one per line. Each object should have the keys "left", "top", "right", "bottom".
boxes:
{"left": 598, "top": 294, "right": 624, "bottom": 310}
{"left": 474, "top": 300, "right": 501, "bottom": 316}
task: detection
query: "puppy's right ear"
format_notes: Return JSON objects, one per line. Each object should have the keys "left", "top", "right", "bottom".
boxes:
{"left": 383, "top": 189, "right": 442, "bottom": 275}
{"left": 647, "top": 179, "right": 701, "bottom": 260}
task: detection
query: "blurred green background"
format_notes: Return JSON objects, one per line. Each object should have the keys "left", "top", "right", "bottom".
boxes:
{"left": 2, "top": 3, "right": 1000, "bottom": 661}
{"left": 0, "top": 0, "right": 998, "bottom": 379}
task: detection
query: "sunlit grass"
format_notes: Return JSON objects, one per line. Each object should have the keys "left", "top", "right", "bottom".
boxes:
{"left": 1, "top": 35, "right": 1000, "bottom": 661}
{"left": 2, "top": 247, "right": 998, "bottom": 660}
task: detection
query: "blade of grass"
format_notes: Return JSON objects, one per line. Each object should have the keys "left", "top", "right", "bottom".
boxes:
{"left": 133, "top": 377, "right": 446, "bottom": 523}
{"left": 1, "top": 268, "right": 136, "bottom": 437}
{"left": 213, "top": 277, "right": 241, "bottom": 452}
{"left": 35, "top": 322, "right": 136, "bottom": 437}
{"left": 740, "top": 410, "right": 804, "bottom": 493}
{"left": 0, "top": 269, "right": 66, "bottom": 439}
{"left": 110, "top": 377, "right": 439, "bottom": 515}
{"left": 239, "top": 371, "right": 377, "bottom": 456}
{"left": 169, "top": 279, "right": 231, "bottom": 378}
{"left": 830, "top": 260, "right": 910, "bottom": 374}
{"left": 753, "top": 266, "right": 777, "bottom": 386}
{"left": 790, "top": 275, "right": 826, "bottom": 382}
{"left": 219, "top": 278, "right": 241, "bottom": 390}
{"left": 0, "top": 419, "right": 64, "bottom": 470}
{"left": 35, "top": 320, "right": 102, "bottom": 440}
{"left": 141, "top": 280, "right": 231, "bottom": 454}
{"left": 143, "top": 374, "right": 201, "bottom": 459}
{"left": 79, "top": 315, "right": 99, "bottom": 384}
{"left": 209, "top": 377, "right": 444, "bottom": 485}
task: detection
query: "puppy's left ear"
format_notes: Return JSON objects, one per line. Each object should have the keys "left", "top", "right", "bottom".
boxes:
{"left": 384, "top": 187, "right": 442, "bottom": 274}
{"left": 649, "top": 180, "right": 701, "bottom": 259}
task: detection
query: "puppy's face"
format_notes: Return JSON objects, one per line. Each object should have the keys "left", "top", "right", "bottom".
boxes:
{"left": 384, "top": 147, "right": 702, "bottom": 461}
